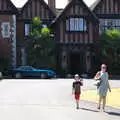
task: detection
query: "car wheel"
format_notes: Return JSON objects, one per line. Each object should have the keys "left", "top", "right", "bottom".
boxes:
{"left": 53, "top": 75, "right": 57, "bottom": 79}
{"left": 15, "top": 73, "right": 22, "bottom": 79}
{"left": 40, "top": 73, "right": 47, "bottom": 79}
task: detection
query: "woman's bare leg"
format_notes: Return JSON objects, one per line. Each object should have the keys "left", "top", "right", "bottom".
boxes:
{"left": 98, "top": 96, "right": 102, "bottom": 109}
{"left": 103, "top": 96, "right": 106, "bottom": 110}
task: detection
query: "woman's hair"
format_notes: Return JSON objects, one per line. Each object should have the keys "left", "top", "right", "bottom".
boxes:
{"left": 101, "top": 64, "right": 107, "bottom": 67}
{"left": 101, "top": 64, "right": 108, "bottom": 72}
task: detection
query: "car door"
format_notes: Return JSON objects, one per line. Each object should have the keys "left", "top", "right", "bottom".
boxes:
{"left": 23, "top": 67, "right": 34, "bottom": 77}
{"left": 25, "top": 67, "right": 40, "bottom": 77}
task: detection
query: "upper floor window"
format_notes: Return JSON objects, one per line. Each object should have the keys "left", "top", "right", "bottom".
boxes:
{"left": 42, "top": 24, "right": 47, "bottom": 28}
{"left": 66, "top": 18, "right": 87, "bottom": 32}
{"left": 24, "top": 23, "right": 48, "bottom": 36}
{"left": 24, "top": 23, "right": 31, "bottom": 36}
{"left": 99, "top": 19, "right": 120, "bottom": 34}
{"left": 1, "top": 22, "right": 10, "bottom": 38}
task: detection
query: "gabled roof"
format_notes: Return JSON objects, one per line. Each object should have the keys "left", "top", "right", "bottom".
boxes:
{"left": 51, "top": 0, "right": 98, "bottom": 25}
{"left": 20, "top": 0, "right": 56, "bottom": 17}
{"left": 56, "top": 8, "right": 64, "bottom": 17}
{"left": 1, "top": 0, "right": 18, "bottom": 13}
{"left": 90, "top": 0, "right": 101, "bottom": 11}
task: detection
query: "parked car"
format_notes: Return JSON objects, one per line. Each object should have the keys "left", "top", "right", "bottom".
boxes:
{"left": 9, "top": 66, "right": 56, "bottom": 79}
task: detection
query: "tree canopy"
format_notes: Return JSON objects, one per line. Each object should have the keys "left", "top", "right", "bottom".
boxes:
{"left": 95, "top": 29, "right": 120, "bottom": 74}
{"left": 27, "top": 17, "right": 56, "bottom": 69}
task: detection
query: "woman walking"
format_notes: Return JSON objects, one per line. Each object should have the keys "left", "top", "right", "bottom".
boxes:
{"left": 94, "top": 64, "right": 111, "bottom": 111}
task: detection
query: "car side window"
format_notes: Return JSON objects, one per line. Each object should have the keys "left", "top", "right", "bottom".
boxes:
{"left": 20, "top": 66, "right": 33, "bottom": 71}
{"left": 25, "top": 67, "right": 33, "bottom": 70}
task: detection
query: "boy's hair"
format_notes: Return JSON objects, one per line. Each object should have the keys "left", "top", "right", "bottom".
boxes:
{"left": 74, "top": 74, "right": 79, "bottom": 78}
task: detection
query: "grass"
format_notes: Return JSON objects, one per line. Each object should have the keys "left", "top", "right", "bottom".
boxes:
{"left": 81, "top": 88, "right": 120, "bottom": 109}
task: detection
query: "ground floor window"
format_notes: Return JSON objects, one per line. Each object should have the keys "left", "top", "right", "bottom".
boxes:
{"left": 24, "top": 23, "right": 31, "bottom": 36}
{"left": 1, "top": 22, "right": 10, "bottom": 38}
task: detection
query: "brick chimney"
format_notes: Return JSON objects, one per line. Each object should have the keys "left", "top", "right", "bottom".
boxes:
{"left": 48, "top": 0, "right": 56, "bottom": 13}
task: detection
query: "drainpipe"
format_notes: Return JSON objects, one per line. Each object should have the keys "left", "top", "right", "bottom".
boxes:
{"left": 21, "top": 47, "right": 26, "bottom": 66}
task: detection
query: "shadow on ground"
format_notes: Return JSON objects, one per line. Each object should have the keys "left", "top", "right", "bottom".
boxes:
{"left": 80, "top": 107, "right": 120, "bottom": 117}
{"left": 105, "top": 112, "right": 120, "bottom": 117}
{"left": 80, "top": 108, "right": 99, "bottom": 112}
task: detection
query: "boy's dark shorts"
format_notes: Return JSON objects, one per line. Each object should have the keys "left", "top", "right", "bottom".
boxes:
{"left": 74, "top": 94, "right": 80, "bottom": 100}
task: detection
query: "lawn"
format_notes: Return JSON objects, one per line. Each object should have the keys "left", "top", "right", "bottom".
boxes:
{"left": 81, "top": 88, "right": 120, "bottom": 109}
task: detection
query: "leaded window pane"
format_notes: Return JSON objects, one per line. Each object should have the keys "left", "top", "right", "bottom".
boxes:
{"left": 25, "top": 24, "right": 30, "bottom": 36}
{"left": 66, "top": 18, "right": 87, "bottom": 32}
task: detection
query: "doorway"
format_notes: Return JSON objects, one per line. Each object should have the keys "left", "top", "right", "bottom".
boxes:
{"left": 70, "top": 52, "right": 84, "bottom": 75}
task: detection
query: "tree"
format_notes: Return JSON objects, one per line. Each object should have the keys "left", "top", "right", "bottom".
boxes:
{"left": 95, "top": 29, "right": 120, "bottom": 74}
{"left": 0, "top": 57, "right": 10, "bottom": 75}
{"left": 27, "top": 17, "right": 56, "bottom": 69}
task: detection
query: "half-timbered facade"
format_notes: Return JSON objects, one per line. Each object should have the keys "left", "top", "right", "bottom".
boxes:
{"left": 2, "top": 0, "right": 120, "bottom": 75}
{"left": 16, "top": 0, "right": 56, "bottom": 65}
{"left": 0, "top": 0, "right": 18, "bottom": 67}
{"left": 52, "top": 0, "right": 99, "bottom": 75}
{"left": 91, "top": 0, "right": 120, "bottom": 34}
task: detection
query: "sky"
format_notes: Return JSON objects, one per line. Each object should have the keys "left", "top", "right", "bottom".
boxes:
{"left": 11, "top": 0, "right": 96, "bottom": 8}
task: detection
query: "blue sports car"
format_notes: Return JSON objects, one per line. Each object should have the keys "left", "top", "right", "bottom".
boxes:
{"left": 10, "top": 66, "right": 56, "bottom": 79}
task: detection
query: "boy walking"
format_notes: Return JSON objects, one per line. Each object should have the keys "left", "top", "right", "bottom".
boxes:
{"left": 72, "top": 74, "right": 83, "bottom": 109}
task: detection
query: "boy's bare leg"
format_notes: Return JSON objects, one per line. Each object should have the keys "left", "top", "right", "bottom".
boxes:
{"left": 76, "top": 100, "right": 79, "bottom": 109}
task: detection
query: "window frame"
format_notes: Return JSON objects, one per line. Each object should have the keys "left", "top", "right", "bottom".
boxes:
{"left": 42, "top": 24, "right": 47, "bottom": 28}
{"left": 24, "top": 22, "right": 48, "bottom": 37}
{"left": 24, "top": 22, "right": 31, "bottom": 36}
{"left": 65, "top": 17, "right": 87, "bottom": 32}
{"left": 99, "top": 19, "right": 120, "bottom": 33}
{"left": 1, "top": 22, "right": 10, "bottom": 38}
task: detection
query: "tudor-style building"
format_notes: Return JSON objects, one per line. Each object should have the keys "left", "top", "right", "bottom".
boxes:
{"left": 91, "top": 0, "right": 120, "bottom": 34}
{"left": 1, "top": 0, "right": 120, "bottom": 75}
{"left": 16, "top": 0, "right": 56, "bottom": 65}
{"left": 0, "top": 0, "right": 18, "bottom": 67}
{"left": 52, "top": 0, "right": 99, "bottom": 74}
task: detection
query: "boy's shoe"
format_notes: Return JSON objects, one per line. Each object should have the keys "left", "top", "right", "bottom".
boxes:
{"left": 97, "top": 106, "right": 100, "bottom": 110}
{"left": 76, "top": 106, "right": 79, "bottom": 109}
{"left": 97, "top": 105, "right": 100, "bottom": 110}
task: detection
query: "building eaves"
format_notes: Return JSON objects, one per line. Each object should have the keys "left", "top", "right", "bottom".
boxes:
{"left": 90, "top": 0, "right": 101, "bottom": 11}
{"left": 51, "top": 0, "right": 98, "bottom": 25}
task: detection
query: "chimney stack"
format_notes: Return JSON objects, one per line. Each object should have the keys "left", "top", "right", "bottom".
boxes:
{"left": 68, "top": 0, "right": 71, "bottom": 3}
{"left": 48, "top": 0, "right": 56, "bottom": 13}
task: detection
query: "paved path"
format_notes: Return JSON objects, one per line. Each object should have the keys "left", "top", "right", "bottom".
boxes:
{"left": 0, "top": 79, "right": 120, "bottom": 120}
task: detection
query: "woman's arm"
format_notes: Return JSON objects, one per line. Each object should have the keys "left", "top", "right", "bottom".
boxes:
{"left": 94, "top": 71, "right": 101, "bottom": 80}
{"left": 108, "top": 81, "right": 111, "bottom": 92}
{"left": 108, "top": 73, "right": 111, "bottom": 92}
